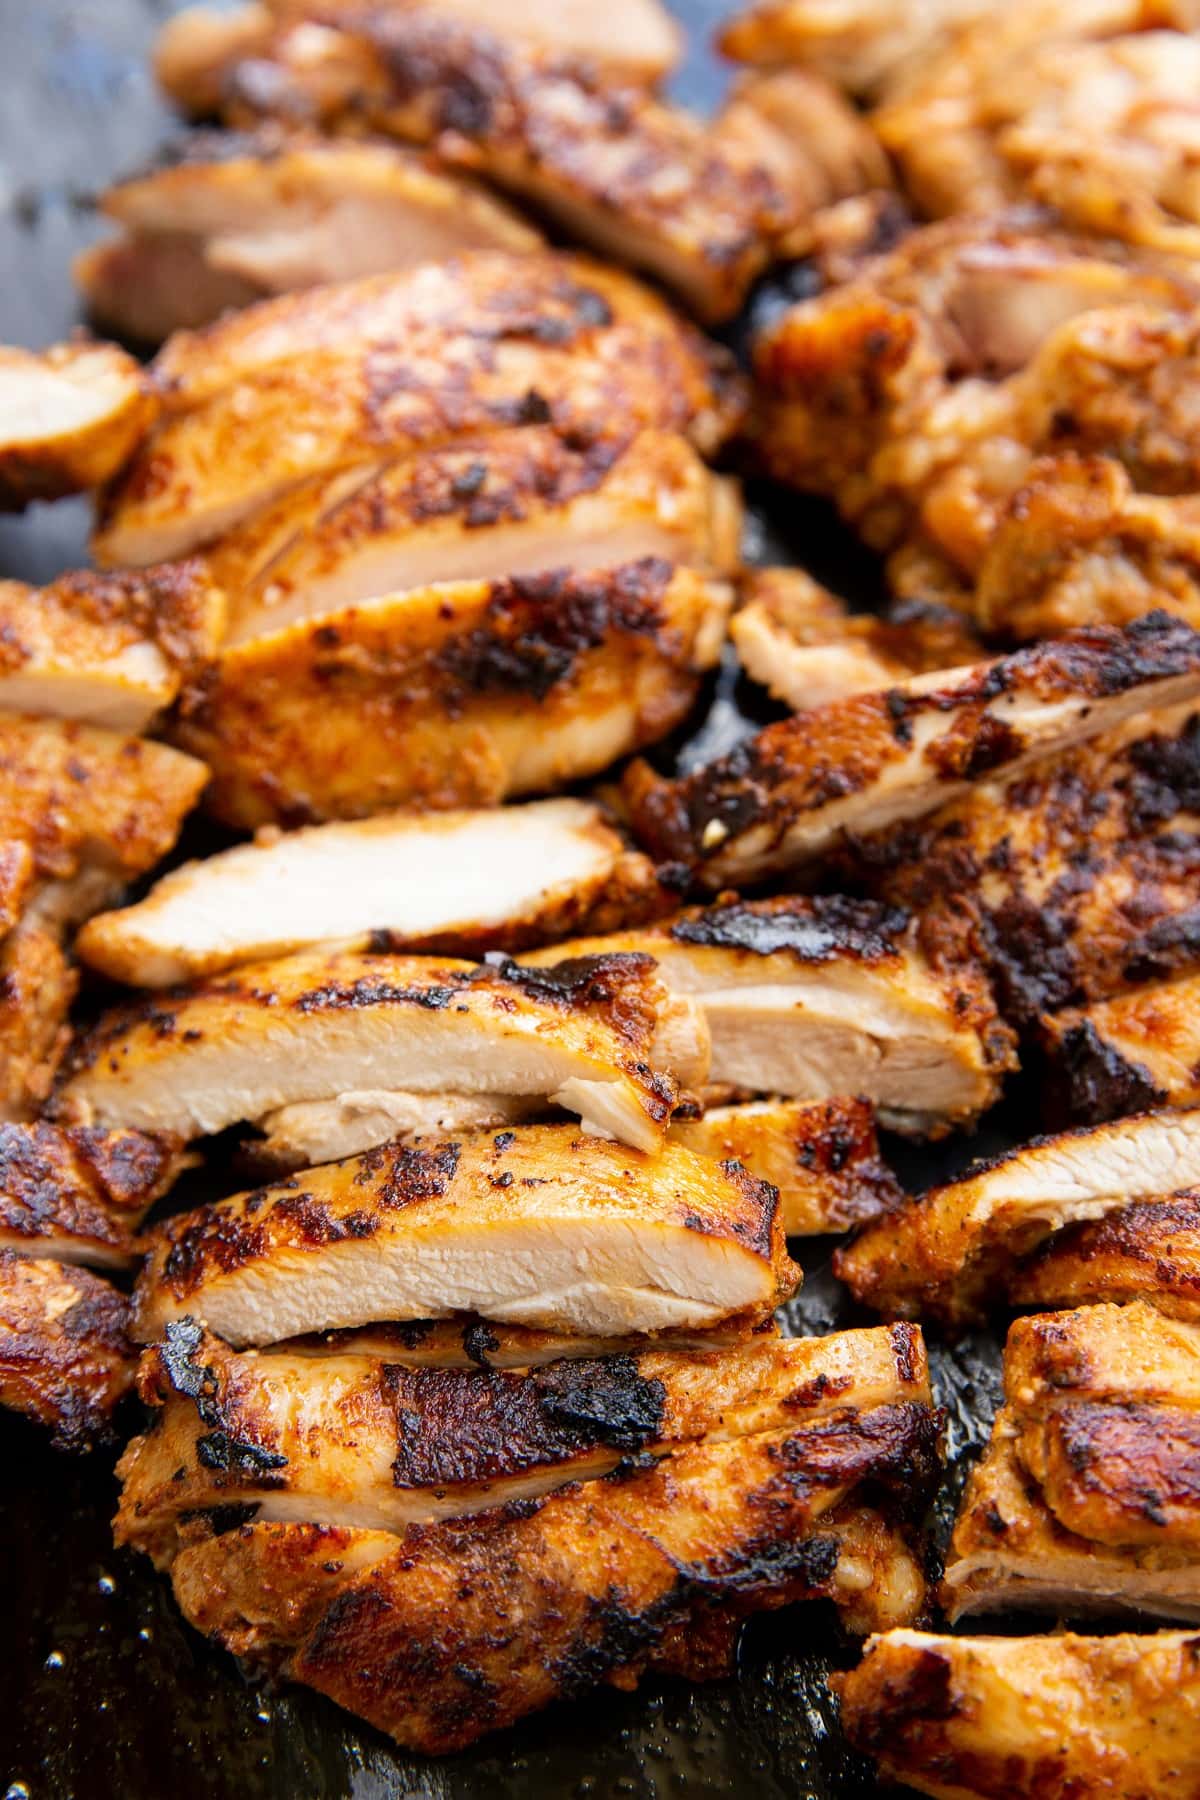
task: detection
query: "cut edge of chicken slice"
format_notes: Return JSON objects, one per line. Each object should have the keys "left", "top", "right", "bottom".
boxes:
{"left": 0, "top": 1249, "right": 135, "bottom": 1450}
{"left": 248, "top": 1092, "right": 546, "bottom": 1172}
{"left": 131, "top": 1124, "right": 795, "bottom": 1347}
{"left": 0, "top": 1122, "right": 187, "bottom": 1270}
{"left": 75, "top": 799, "right": 669, "bottom": 989}
{"left": 116, "top": 1320, "right": 929, "bottom": 1560}
{"left": 626, "top": 612, "right": 1200, "bottom": 888}
{"left": 836, "top": 1105, "right": 1200, "bottom": 1325}
{"left": 0, "top": 341, "right": 156, "bottom": 511}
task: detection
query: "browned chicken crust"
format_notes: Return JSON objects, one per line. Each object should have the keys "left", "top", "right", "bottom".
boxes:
{"left": 0, "top": 341, "right": 155, "bottom": 511}
{"left": 0, "top": 1123, "right": 184, "bottom": 1269}
{"left": 0, "top": 927, "right": 78, "bottom": 1123}
{"left": 1041, "top": 970, "right": 1200, "bottom": 1124}
{"left": 1014, "top": 1191, "right": 1200, "bottom": 1319}
{"left": 0, "top": 1250, "right": 135, "bottom": 1450}
{"left": 838, "top": 1625, "right": 1200, "bottom": 1800}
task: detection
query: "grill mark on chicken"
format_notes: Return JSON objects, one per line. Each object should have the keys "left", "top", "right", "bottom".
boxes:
{"left": 0, "top": 1122, "right": 184, "bottom": 1268}
{"left": 0, "top": 1249, "right": 136, "bottom": 1450}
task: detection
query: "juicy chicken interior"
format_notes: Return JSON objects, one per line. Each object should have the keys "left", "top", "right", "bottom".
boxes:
{"left": 0, "top": 1250, "right": 136, "bottom": 1450}
{"left": 117, "top": 1319, "right": 928, "bottom": 1562}
{"left": 0, "top": 1123, "right": 184, "bottom": 1270}
{"left": 76, "top": 130, "right": 543, "bottom": 345}
{"left": 93, "top": 252, "right": 744, "bottom": 566}
{"left": 76, "top": 799, "right": 669, "bottom": 987}
{"left": 526, "top": 893, "right": 1015, "bottom": 1138}
{"left": 836, "top": 1104, "right": 1200, "bottom": 1325}
{"left": 944, "top": 1300, "right": 1200, "bottom": 1621}
{"left": 626, "top": 613, "right": 1200, "bottom": 889}
{"left": 0, "top": 340, "right": 155, "bottom": 511}
{"left": 54, "top": 949, "right": 708, "bottom": 1154}
{"left": 131, "top": 1125, "right": 796, "bottom": 1346}
{"left": 839, "top": 1626, "right": 1200, "bottom": 1800}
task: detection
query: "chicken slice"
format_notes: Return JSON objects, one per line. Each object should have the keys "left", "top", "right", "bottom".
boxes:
{"left": 1042, "top": 970, "right": 1200, "bottom": 1124}
{"left": 0, "top": 341, "right": 155, "bottom": 511}
{"left": 731, "top": 569, "right": 983, "bottom": 709}
{"left": 250, "top": 1092, "right": 544, "bottom": 1172}
{"left": 716, "top": 0, "right": 1002, "bottom": 96}
{"left": 944, "top": 1301, "right": 1200, "bottom": 1620}
{"left": 0, "top": 1124, "right": 185, "bottom": 1270}
{"left": 0, "top": 562, "right": 224, "bottom": 732}
{"left": 670, "top": 1096, "right": 902, "bottom": 1235}
{"left": 117, "top": 1320, "right": 929, "bottom": 1561}
{"left": 94, "top": 253, "right": 743, "bottom": 565}
{"left": 56, "top": 950, "right": 707, "bottom": 1152}
{"left": 132, "top": 1125, "right": 794, "bottom": 1346}
{"left": 0, "top": 1250, "right": 135, "bottom": 1450}
{"left": 76, "top": 800, "right": 668, "bottom": 988}
{"left": 838, "top": 1626, "right": 1200, "bottom": 1800}
{"left": 626, "top": 613, "right": 1200, "bottom": 888}
{"left": 170, "top": 561, "right": 732, "bottom": 828}
{"left": 525, "top": 894, "right": 1015, "bottom": 1137}
{"left": 836, "top": 1106, "right": 1200, "bottom": 1325}
{"left": 76, "top": 130, "right": 542, "bottom": 344}
{"left": 169, "top": 1403, "right": 935, "bottom": 1750}
{"left": 0, "top": 927, "right": 78, "bottom": 1123}
{"left": 1014, "top": 1192, "right": 1200, "bottom": 1318}
{"left": 284, "top": 1317, "right": 765, "bottom": 1370}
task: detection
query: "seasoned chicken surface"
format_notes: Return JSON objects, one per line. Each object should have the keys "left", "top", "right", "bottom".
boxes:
{"left": 132, "top": 1126, "right": 796, "bottom": 1346}
{"left": 670, "top": 1096, "right": 902, "bottom": 1235}
{"left": 283, "top": 1318, "right": 761, "bottom": 1371}
{"left": 944, "top": 1301, "right": 1200, "bottom": 1620}
{"left": 0, "top": 1124, "right": 184, "bottom": 1269}
{"left": 94, "top": 253, "right": 743, "bottom": 565}
{"left": 731, "top": 568, "right": 982, "bottom": 710}
{"left": 0, "top": 563, "right": 223, "bottom": 731}
{"left": 837, "top": 1106, "right": 1200, "bottom": 1325}
{"left": 0, "top": 926, "right": 79, "bottom": 1122}
{"left": 1013, "top": 1190, "right": 1200, "bottom": 1317}
{"left": 717, "top": 0, "right": 998, "bottom": 95}
{"left": 626, "top": 614, "right": 1200, "bottom": 888}
{"left": 0, "top": 1251, "right": 135, "bottom": 1449}
{"left": 117, "top": 1320, "right": 928, "bottom": 1561}
{"left": 171, "top": 561, "right": 732, "bottom": 828}
{"left": 839, "top": 1626, "right": 1200, "bottom": 1800}
{"left": 76, "top": 800, "right": 668, "bottom": 988}
{"left": 526, "top": 894, "right": 1015, "bottom": 1137}
{"left": 55, "top": 950, "right": 707, "bottom": 1154}
{"left": 76, "top": 130, "right": 542, "bottom": 344}
{"left": 168, "top": 1401, "right": 936, "bottom": 1750}
{"left": 0, "top": 341, "right": 155, "bottom": 511}
{"left": 1042, "top": 970, "right": 1200, "bottom": 1123}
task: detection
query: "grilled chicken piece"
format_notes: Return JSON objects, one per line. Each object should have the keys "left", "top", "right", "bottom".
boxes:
{"left": 731, "top": 568, "right": 983, "bottom": 709}
{"left": 117, "top": 1319, "right": 928, "bottom": 1562}
{"left": 250, "top": 1092, "right": 543, "bottom": 1171}
{"left": 877, "top": 701, "right": 1200, "bottom": 1025}
{"left": 76, "top": 800, "right": 667, "bottom": 988}
{"left": 839, "top": 1626, "right": 1200, "bottom": 1800}
{"left": 526, "top": 894, "right": 1014, "bottom": 1137}
{"left": 168, "top": 1400, "right": 936, "bottom": 1750}
{"left": 837, "top": 1106, "right": 1200, "bottom": 1325}
{"left": 171, "top": 560, "right": 732, "bottom": 828}
{"left": 0, "top": 1124, "right": 184, "bottom": 1270}
{"left": 76, "top": 131, "right": 541, "bottom": 345}
{"left": 670, "top": 1096, "right": 902, "bottom": 1235}
{"left": 132, "top": 1126, "right": 794, "bottom": 1346}
{"left": 0, "top": 927, "right": 77, "bottom": 1122}
{"left": 204, "top": 426, "right": 739, "bottom": 648}
{"left": 1042, "top": 971, "right": 1200, "bottom": 1124}
{"left": 286, "top": 1317, "right": 762, "bottom": 1370}
{"left": 56, "top": 951, "right": 706, "bottom": 1153}
{"left": 1013, "top": 1191, "right": 1200, "bottom": 1318}
{"left": 94, "top": 254, "right": 743, "bottom": 566}
{"left": 0, "top": 1251, "right": 135, "bottom": 1449}
{"left": 0, "top": 563, "right": 223, "bottom": 731}
{"left": 944, "top": 1301, "right": 1200, "bottom": 1620}
{"left": 0, "top": 341, "right": 154, "bottom": 511}
{"left": 626, "top": 613, "right": 1200, "bottom": 888}
{"left": 717, "top": 0, "right": 998, "bottom": 96}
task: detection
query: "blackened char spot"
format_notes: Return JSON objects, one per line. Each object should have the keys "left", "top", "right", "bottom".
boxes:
{"left": 670, "top": 895, "right": 908, "bottom": 963}
{"left": 354, "top": 1140, "right": 462, "bottom": 1208}
{"left": 1045, "top": 1020, "right": 1165, "bottom": 1126}
{"left": 195, "top": 1430, "right": 288, "bottom": 1483}
{"left": 293, "top": 978, "right": 458, "bottom": 1013}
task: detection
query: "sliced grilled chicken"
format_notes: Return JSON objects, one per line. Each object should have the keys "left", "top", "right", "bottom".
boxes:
{"left": 717, "top": 0, "right": 997, "bottom": 97}
{"left": 731, "top": 568, "right": 982, "bottom": 710}
{"left": 0, "top": 340, "right": 154, "bottom": 511}
{"left": 1014, "top": 1192, "right": 1200, "bottom": 1319}
{"left": 171, "top": 560, "right": 732, "bottom": 828}
{"left": 132, "top": 1125, "right": 793, "bottom": 1347}
{"left": 837, "top": 1106, "right": 1200, "bottom": 1325}
{"left": 1042, "top": 971, "right": 1200, "bottom": 1124}
{"left": 944, "top": 1301, "right": 1200, "bottom": 1621}
{"left": 626, "top": 613, "right": 1200, "bottom": 888}
{"left": 670, "top": 1096, "right": 902, "bottom": 1235}
{"left": 169, "top": 1402, "right": 936, "bottom": 1750}
{"left": 250, "top": 1092, "right": 543, "bottom": 1171}
{"left": 56, "top": 951, "right": 707, "bottom": 1154}
{"left": 77, "top": 131, "right": 542, "bottom": 344}
{"left": 117, "top": 1319, "right": 929, "bottom": 1562}
{"left": 0, "top": 1124, "right": 184, "bottom": 1270}
{"left": 76, "top": 800, "right": 668, "bottom": 988}
{"left": 94, "top": 254, "right": 744, "bottom": 565}
{"left": 838, "top": 1626, "right": 1200, "bottom": 1800}
{"left": 527, "top": 894, "right": 1015, "bottom": 1137}
{"left": 0, "top": 1251, "right": 135, "bottom": 1450}
{"left": 0, "top": 926, "right": 77, "bottom": 1122}
{"left": 0, "top": 563, "right": 223, "bottom": 731}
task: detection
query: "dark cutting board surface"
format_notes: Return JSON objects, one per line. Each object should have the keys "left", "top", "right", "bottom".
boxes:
{"left": 0, "top": 6, "right": 1022, "bottom": 1795}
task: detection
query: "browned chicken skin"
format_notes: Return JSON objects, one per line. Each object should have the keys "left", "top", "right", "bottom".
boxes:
{"left": 0, "top": 341, "right": 155, "bottom": 511}
{"left": 0, "top": 1123, "right": 184, "bottom": 1270}
{"left": 0, "top": 1251, "right": 136, "bottom": 1450}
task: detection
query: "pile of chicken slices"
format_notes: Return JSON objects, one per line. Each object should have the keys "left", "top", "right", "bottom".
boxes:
{"left": 6, "top": 0, "right": 1200, "bottom": 1782}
